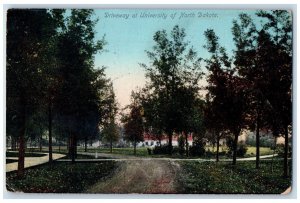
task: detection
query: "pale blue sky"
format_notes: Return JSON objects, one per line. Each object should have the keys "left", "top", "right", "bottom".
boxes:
{"left": 92, "top": 9, "right": 261, "bottom": 108}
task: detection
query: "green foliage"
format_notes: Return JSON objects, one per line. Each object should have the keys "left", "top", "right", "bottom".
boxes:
{"left": 153, "top": 144, "right": 174, "bottom": 155}
{"left": 189, "top": 139, "right": 206, "bottom": 157}
{"left": 6, "top": 161, "right": 118, "bottom": 193}
{"left": 226, "top": 137, "right": 248, "bottom": 157}
{"left": 141, "top": 25, "right": 204, "bottom": 153}
{"left": 122, "top": 92, "right": 145, "bottom": 145}
{"left": 177, "top": 135, "right": 185, "bottom": 155}
{"left": 6, "top": 152, "right": 46, "bottom": 158}
{"left": 178, "top": 160, "right": 291, "bottom": 194}
{"left": 101, "top": 122, "right": 120, "bottom": 146}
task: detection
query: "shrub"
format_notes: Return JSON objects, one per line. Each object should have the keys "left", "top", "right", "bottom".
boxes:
{"left": 177, "top": 135, "right": 185, "bottom": 155}
{"left": 153, "top": 144, "right": 172, "bottom": 155}
{"left": 226, "top": 136, "right": 248, "bottom": 157}
{"left": 276, "top": 144, "right": 292, "bottom": 158}
{"left": 189, "top": 139, "right": 205, "bottom": 157}
{"left": 236, "top": 142, "right": 248, "bottom": 157}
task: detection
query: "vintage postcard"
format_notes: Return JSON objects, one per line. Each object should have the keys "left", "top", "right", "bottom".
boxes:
{"left": 5, "top": 7, "right": 293, "bottom": 195}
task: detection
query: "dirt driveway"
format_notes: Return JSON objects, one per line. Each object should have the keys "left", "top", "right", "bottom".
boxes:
{"left": 86, "top": 159, "right": 181, "bottom": 194}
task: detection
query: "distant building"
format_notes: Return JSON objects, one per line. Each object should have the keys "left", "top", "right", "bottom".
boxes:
{"left": 137, "top": 133, "right": 193, "bottom": 147}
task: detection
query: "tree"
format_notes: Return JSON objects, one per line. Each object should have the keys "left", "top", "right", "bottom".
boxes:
{"left": 100, "top": 82, "right": 119, "bottom": 153}
{"left": 232, "top": 11, "right": 292, "bottom": 173}
{"left": 54, "top": 9, "right": 106, "bottom": 163}
{"left": 101, "top": 122, "right": 120, "bottom": 153}
{"left": 204, "top": 29, "right": 248, "bottom": 165}
{"left": 7, "top": 9, "right": 61, "bottom": 176}
{"left": 256, "top": 10, "right": 292, "bottom": 176}
{"left": 141, "top": 25, "right": 203, "bottom": 154}
{"left": 122, "top": 92, "right": 145, "bottom": 155}
{"left": 232, "top": 13, "right": 265, "bottom": 169}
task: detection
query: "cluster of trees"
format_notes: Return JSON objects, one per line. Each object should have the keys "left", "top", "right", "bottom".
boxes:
{"left": 204, "top": 11, "right": 291, "bottom": 176}
{"left": 7, "top": 9, "right": 118, "bottom": 177}
{"left": 122, "top": 11, "right": 292, "bottom": 177}
{"left": 6, "top": 9, "right": 292, "bottom": 178}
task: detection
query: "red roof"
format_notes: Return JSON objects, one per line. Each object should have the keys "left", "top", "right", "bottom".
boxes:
{"left": 143, "top": 133, "right": 193, "bottom": 141}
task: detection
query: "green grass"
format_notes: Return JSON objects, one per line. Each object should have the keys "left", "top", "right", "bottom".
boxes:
{"left": 6, "top": 161, "right": 118, "bottom": 193}
{"left": 80, "top": 147, "right": 150, "bottom": 157}
{"left": 6, "top": 152, "right": 47, "bottom": 158}
{"left": 245, "top": 147, "right": 274, "bottom": 157}
{"left": 205, "top": 146, "right": 273, "bottom": 156}
{"left": 177, "top": 160, "right": 291, "bottom": 194}
{"left": 6, "top": 159, "right": 18, "bottom": 164}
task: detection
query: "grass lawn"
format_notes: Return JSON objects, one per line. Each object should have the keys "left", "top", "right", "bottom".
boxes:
{"left": 246, "top": 147, "right": 274, "bottom": 157}
{"left": 205, "top": 146, "right": 273, "bottom": 157}
{"left": 177, "top": 160, "right": 291, "bottom": 194}
{"left": 6, "top": 152, "right": 47, "bottom": 158}
{"left": 6, "top": 159, "right": 18, "bottom": 164}
{"left": 6, "top": 161, "right": 118, "bottom": 193}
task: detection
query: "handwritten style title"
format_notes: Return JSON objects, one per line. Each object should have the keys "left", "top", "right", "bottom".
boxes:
{"left": 104, "top": 11, "right": 218, "bottom": 20}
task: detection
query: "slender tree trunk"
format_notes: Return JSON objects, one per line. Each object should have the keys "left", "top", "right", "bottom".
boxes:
{"left": 84, "top": 136, "right": 88, "bottom": 152}
{"left": 17, "top": 104, "right": 26, "bottom": 177}
{"left": 67, "top": 136, "right": 70, "bottom": 155}
{"left": 110, "top": 138, "right": 113, "bottom": 153}
{"left": 168, "top": 133, "right": 173, "bottom": 155}
{"left": 11, "top": 137, "right": 17, "bottom": 151}
{"left": 284, "top": 124, "right": 289, "bottom": 177}
{"left": 69, "top": 134, "right": 76, "bottom": 163}
{"left": 58, "top": 140, "right": 61, "bottom": 153}
{"left": 216, "top": 135, "right": 220, "bottom": 162}
{"left": 185, "top": 132, "right": 189, "bottom": 157}
{"left": 232, "top": 132, "right": 239, "bottom": 165}
{"left": 134, "top": 138, "right": 136, "bottom": 156}
{"left": 271, "top": 136, "right": 277, "bottom": 173}
{"left": 256, "top": 113, "right": 260, "bottom": 169}
{"left": 39, "top": 133, "right": 42, "bottom": 152}
{"left": 48, "top": 101, "right": 53, "bottom": 163}
{"left": 74, "top": 135, "right": 77, "bottom": 159}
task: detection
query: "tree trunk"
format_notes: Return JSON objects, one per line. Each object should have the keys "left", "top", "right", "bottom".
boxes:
{"left": 11, "top": 137, "right": 17, "bottom": 151}
{"left": 69, "top": 134, "right": 76, "bottom": 164}
{"left": 39, "top": 133, "right": 42, "bottom": 152}
{"left": 168, "top": 133, "right": 173, "bottom": 155}
{"left": 74, "top": 136, "right": 77, "bottom": 159}
{"left": 232, "top": 132, "right": 239, "bottom": 165}
{"left": 271, "top": 136, "right": 277, "bottom": 173}
{"left": 84, "top": 136, "right": 88, "bottom": 152}
{"left": 284, "top": 124, "right": 289, "bottom": 177}
{"left": 17, "top": 105, "right": 26, "bottom": 177}
{"left": 58, "top": 140, "right": 61, "bottom": 153}
{"left": 133, "top": 138, "right": 137, "bottom": 156}
{"left": 256, "top": 114, "right": 260, "bottom": 169}
{"left": 185, "top": 132, "right": 189, "bottom": 157}
{"left": 48, "top": 101, "right": 53, "bottom": 163}
{"left": 110, "top": 138, "right": 113, "bottom": 153}
{"left": 216, "top": 135, "right": 220, "bottom": 162}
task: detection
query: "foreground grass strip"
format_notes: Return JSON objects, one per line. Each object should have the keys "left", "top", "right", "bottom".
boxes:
{"left": 6, "top": 161, "right": 118, "bottom": 193}
{"left": 177, "top": 160, "right": 291, "bottom": 194}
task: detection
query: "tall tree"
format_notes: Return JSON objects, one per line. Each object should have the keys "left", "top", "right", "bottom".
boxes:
{"left": 256, "top": 10, "right": 292, "bottom": 176}
{"left": 141, "top": 25, "right": 203, "bottom": 154}
{"left": 232, "top": 13, "right": 264, "bottom": 168}
{"left": 122, "top": 92, "right": 145, "bottom": 155}
{"left": 7, "top": 9, "right": 61, "bottom": 176}
{"left": 55, "top": 9, "right": 106, "bottom": 163}
{"left": 204, "top": 29, "right": 248, "bottom": 165}
{"left": 100, "top": 82, "right": 119, "bottom": 153}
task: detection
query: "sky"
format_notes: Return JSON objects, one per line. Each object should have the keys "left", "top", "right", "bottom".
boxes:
{"left": 92, "top": 9, "right": 262, "bottom": 109}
